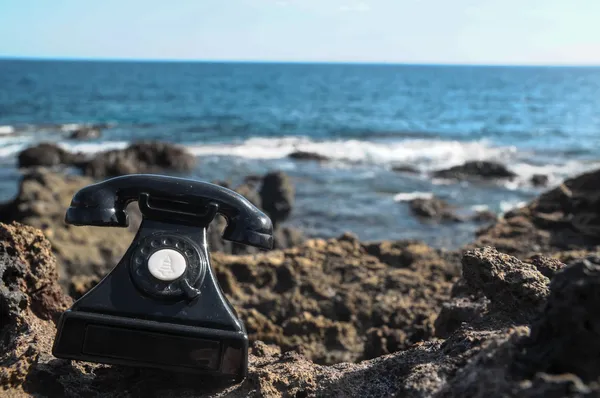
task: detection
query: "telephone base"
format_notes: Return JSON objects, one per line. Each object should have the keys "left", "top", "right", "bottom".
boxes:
{"left": 52, "top": 310, "right": 248, "bottom": 382}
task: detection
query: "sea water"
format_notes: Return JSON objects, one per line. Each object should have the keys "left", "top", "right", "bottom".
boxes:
{"left": 1, "top": 60, "right": 599, "bottom": 247}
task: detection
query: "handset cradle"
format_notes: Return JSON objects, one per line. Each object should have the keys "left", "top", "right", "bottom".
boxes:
{"left": 52, "top": 174, "right": 274, "bottom": 382}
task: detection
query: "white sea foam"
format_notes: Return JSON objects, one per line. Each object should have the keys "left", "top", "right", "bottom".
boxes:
{"left": 0, "top": 126, "right": 15, "bottom": 135}
{"left": 471, "top": 204, "right": 490, "bottom": 212}
{"left": 393, "top": 192, "right": 434, "bottom": 202}
{"left": 499, "top": 200, "right": 527, "bottom": 214}
{"left": 60, "top": 123, "right": 83, "bottom": 132}
{"left": 57, "top": 141, "right": 130, "bottom": 153}
{"left": 187, "top": 136, "right": 517, "bottom": 169}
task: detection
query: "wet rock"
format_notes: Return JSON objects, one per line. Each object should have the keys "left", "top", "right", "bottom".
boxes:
{"left": 473, "top": 168, "right": 600, "bottom": 256}
{"left": 471, "top": 210, "right": 497, "bottom": 223}
{"left": 82, "top": 141, "right": 196, "bottom": 178}
{"left": 68, "top": 126, "right": 102, "bottom": 140}
{"left": 17, "top": 143, "right": 75, "bottom": 168}
{"left": 392, "top": 165, "right": 419, "bottom": 174}
{"left": 531, "top": 173, "right": 549, "bottom": 187}
{"left": 408, "top": 197, "right": 463, "bottom": 222}
{"left": 433, "top": 161, "right": 517, "bottom": 180}
{"left": 288, "top": 151, "right": 330, "bottom": 162}
{"left": 259, "top": 171, "right": 295, "bottom": 227}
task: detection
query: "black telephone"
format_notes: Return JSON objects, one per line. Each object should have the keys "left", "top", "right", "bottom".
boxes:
{"left": 52, "top": 174, "right": 273, "bottom": 382}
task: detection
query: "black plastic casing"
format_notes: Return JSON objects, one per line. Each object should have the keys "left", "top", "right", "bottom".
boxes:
{"left": 52, "top": 175, "right": 274, "bottom": 383}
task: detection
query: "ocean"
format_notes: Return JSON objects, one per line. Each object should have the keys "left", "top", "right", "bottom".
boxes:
{"left": 1, "top": 59, "right": 600, "bottom": 248}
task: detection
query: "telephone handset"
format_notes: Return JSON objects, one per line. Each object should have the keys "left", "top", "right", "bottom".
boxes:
{"left": 53, "top": 174, "right": 274, "bottom": 383}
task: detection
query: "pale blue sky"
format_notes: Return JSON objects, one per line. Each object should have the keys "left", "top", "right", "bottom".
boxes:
{"left": 1, "top": 0, "right": 599, "bottom": 65}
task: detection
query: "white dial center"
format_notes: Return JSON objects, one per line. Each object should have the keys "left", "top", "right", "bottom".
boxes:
{"left": 147, "top": 249, "right": 187, "bottom": 281}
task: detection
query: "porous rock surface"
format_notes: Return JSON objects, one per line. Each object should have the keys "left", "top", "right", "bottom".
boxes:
{"left": 2, "top": 221, "right": 600, "bottom": 397}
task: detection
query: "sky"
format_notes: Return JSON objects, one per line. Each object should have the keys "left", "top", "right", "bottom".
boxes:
{"left": 0, "top": 0, "right": 599, "bottom": 65}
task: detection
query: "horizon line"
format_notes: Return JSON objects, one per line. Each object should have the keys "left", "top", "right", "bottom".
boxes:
{"left": 1, "top": 55, "right": 600, "bottom": 68}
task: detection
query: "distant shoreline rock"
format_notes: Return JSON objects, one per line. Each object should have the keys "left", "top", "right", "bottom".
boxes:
{"left": 288, "top": 151, "right": 330, "bottom": 162}
{"left": 408, "top": 196, "right": 463, "bottom": 222}
{"left": 17, "top": 140, "right": 197, "bottom": 177}
{"left": 433, "top": 160, "right": 517, "bottom": 180}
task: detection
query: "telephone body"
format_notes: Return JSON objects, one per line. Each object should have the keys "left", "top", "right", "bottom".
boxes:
{"left": 52, "top": 174, "right": 273, "bottom": 382}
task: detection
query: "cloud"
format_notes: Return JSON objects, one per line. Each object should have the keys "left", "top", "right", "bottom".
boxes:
{"left": 339, "top": 2, "right": 371, "bottom": 12}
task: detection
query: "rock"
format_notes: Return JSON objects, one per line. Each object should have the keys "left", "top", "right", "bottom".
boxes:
{"left": 526, "top": 254, "right": 566, "bottom": 279}
{"left": 461, "top": 247, "right": 550, "bottom": 324}
{"left": 391, "top": 165, "right": 419, "bottom": 174}
{"left": 68, "top": 126, "right": 102, "bottom": 140}
{"left": 0, "top": 169, "right": 140, "bottom": 289}
{"left": 0, "top": 222, "right": 71, "bottom": 388}
{"left": 288, "top": 151, "right": 330, "bottom": 162}
{"left": 473, "top": 168, "right": 600, "bottom": 257}
{"left": 531, "top": 174, "right": 549, "bottom": 187}
{"left": 471, "top": 210, "right": 497, "bottom": 223}
{"left": 273, "top": 226, "right": 306, "bottom": 250}
{"left": 3, "top": 223, "right": 600, "bottom": 396}
{"left": 408, "top": 197, "right": 463, "bottom": 222}
{"left": 259, "top": 171, "right": 295, "bottom": 227}
{"left": 17, "top": 143, "right": 75, "bottom": 168}
{"left": 210, "top": 233, "right": 457, "bottom": 364}
{"left": 434, "top": 296, "right": 488, "bottom": 338}
{"left": 519, "top": 255, "right": 600, "bottom": 381}
{"left": 81, "top": 141, "right": 197, "bottom": 178}
{"left": 433, "top": 161, "right": 517, "bottom": 180}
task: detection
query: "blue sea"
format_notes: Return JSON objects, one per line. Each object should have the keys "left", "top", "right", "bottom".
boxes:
{"left": 1, "top": 60, "right": 600, "bottom": 248}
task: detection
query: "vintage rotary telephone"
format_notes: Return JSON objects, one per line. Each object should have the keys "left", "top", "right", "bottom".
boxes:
{"left": 52, "top": 174, "right": 273, "bottom": 382}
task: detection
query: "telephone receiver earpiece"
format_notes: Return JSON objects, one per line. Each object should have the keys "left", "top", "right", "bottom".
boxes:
{"left": 53, "top": 174, "right": 275, "bottom": 382}
{"left": 64, "top": 174, "right": 273, "bottom": 249}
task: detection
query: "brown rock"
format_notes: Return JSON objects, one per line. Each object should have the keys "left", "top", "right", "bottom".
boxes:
{"left": 0, "top": 169, "right": 140, "bottom": 289}
{"left": 461, "top": 247, "right": 550, "bottom": 324}
{"left": 408, "top": 197, "right": 463, "bottom": 223}
{"left": 0, "top": 222, "right": 71, "bottom": 388}
{"left": 3, "top": 223, "right": 600, "bottom": 396}
{"left": 210, "top": 233, "right": 457, "bottom": 364}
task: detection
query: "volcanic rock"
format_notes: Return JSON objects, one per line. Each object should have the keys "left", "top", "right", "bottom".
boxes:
{"left": 408, "top": 197, "right": 463, "bottom": 222}
{"left": 531, "top": 174, "right": 550, "bottom": 187}
{"left": 288, "top": 151, "right": 330, "bottom": 162}
{"left": 3, "top": 222, "right": 600, "bottom": 396}
{"left": 474, "top": 168, "right": 600, "bottom": 256}
{"left": 68, "top": 125, "right": 102, "bottom": 140}
{"left": 82, "top": 141, "right": 196, "bottom": 178}
{"left": 433, "top": 161, "right": 517, "bottom": 180}
{"left": 259, "top": 171, "right": 295, "bottom": 227}
{"left": 17, "top": 143, "right": 77, "bottom": 168}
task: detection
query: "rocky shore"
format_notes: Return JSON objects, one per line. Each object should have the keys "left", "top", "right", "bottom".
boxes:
{"left": 1, "top": 141, "right": 599, "bottom": 397}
